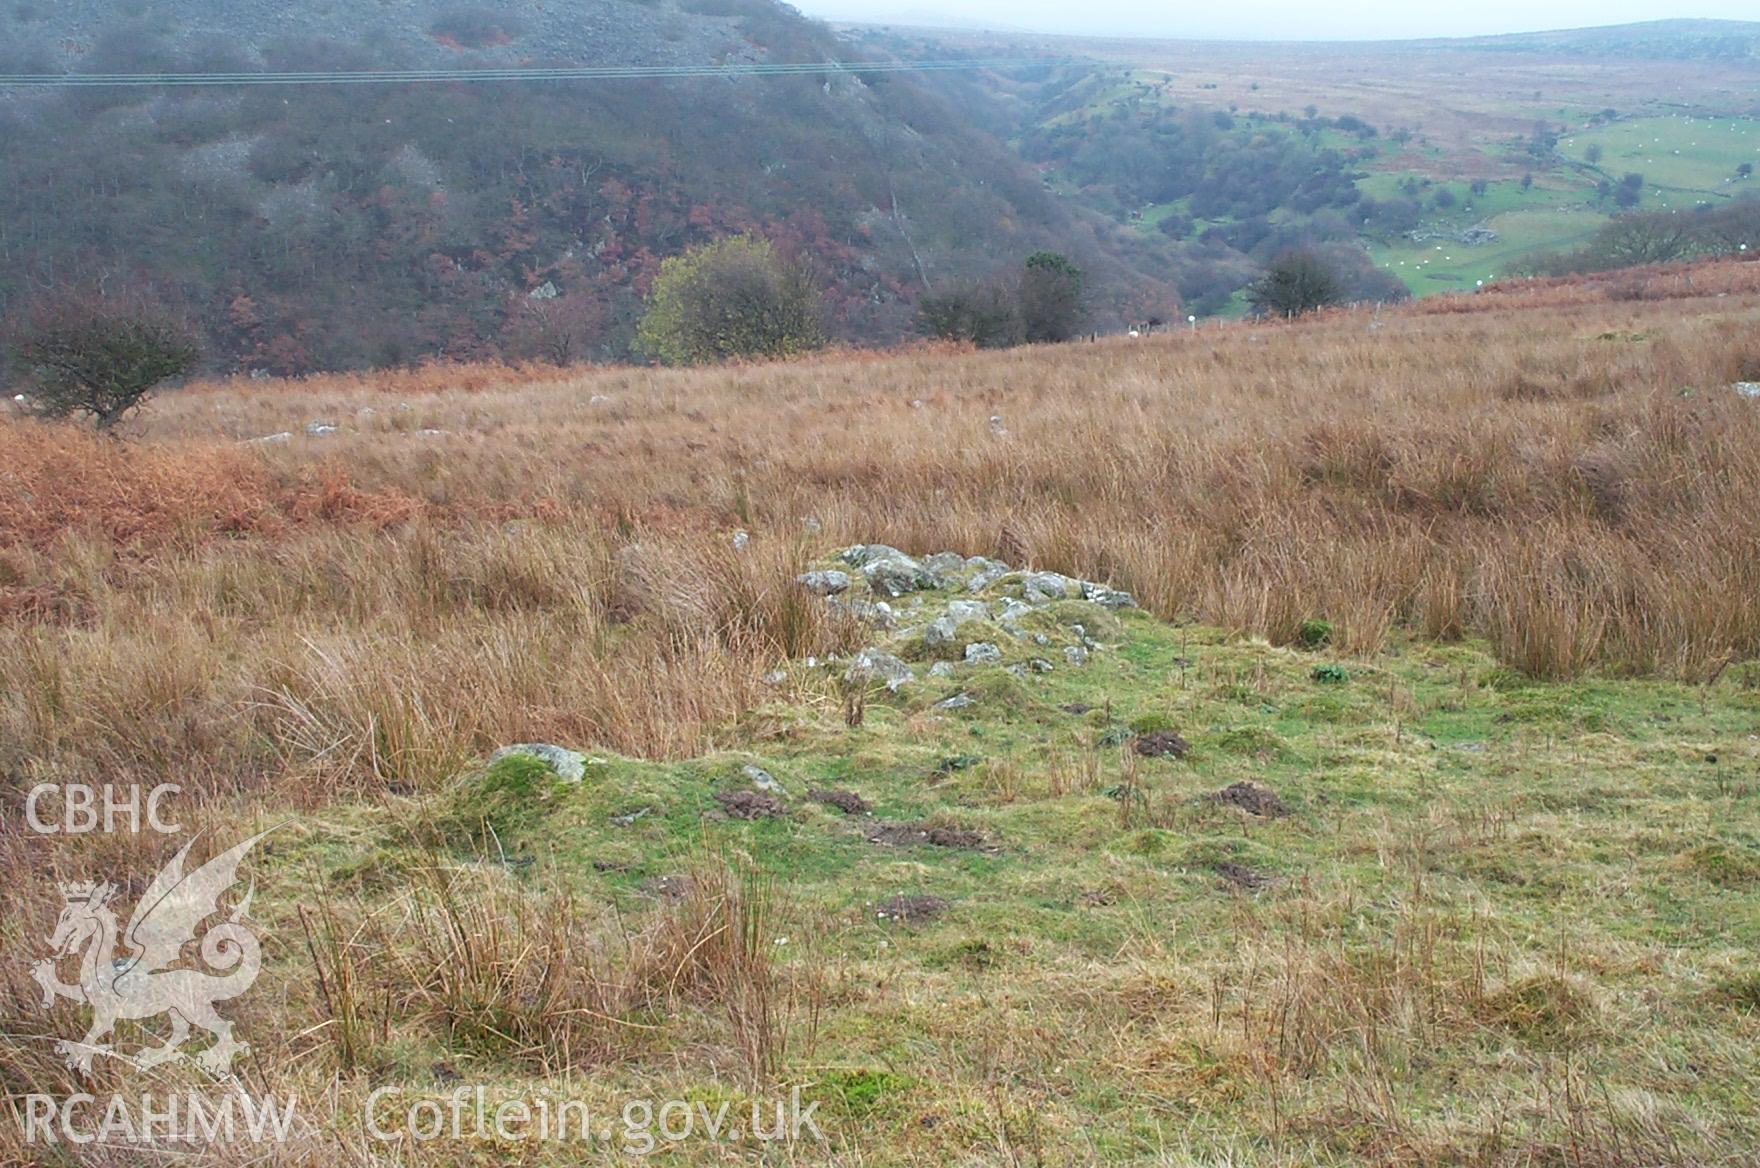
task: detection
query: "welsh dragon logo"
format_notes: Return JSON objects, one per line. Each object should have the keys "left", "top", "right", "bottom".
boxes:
{"left": 30, "top": 831, "right": 273, "bottom": 1077}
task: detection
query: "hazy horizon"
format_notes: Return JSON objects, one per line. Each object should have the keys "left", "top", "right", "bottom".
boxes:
{"left": 793, "top": 2, "right": 1760, "bottom": 42}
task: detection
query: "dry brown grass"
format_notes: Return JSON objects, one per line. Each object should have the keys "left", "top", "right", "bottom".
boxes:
{"left": 1421, "top": 254, "right": 1760, "bottom": 314}
{"left": 0, "top": 831, "right": 815, "bottom": 1164}
{"left": 291, "top": 848, "right": 808, "bottom": 1083}
{"left": 3, "top": 265, "right": 1758, "bottom": 796}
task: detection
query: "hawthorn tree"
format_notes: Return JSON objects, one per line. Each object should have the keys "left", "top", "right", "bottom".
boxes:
{"left": 1018, "top": 252, "right": 1084, "bottom": 344}
{"left": 916, "top": 280, "right": 1021, "bottom": 349}
{"left": 1249, "top": 249, "right": 1344, "bottom": 319}
{"left": 6, "top": 292, "right": 200, "bottom": 431}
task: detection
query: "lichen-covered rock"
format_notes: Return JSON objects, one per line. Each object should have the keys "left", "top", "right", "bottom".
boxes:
{"left": 862, "top": 551, "right": 938, "bottom": 597}
{"left": 924, "top": 614, "right": 961, "bottom": 648}
{"left": 489, "top": 743, "right": 587, "bottom": 783}
{"left": 790, "top": 545, "right": 1128, "bottom": 684}
{"left": 838, "top": 544, "right": 904, "bottom": 567}
{"left": 1022, "top": 571, "right": 1080, "bottom": 603}
{"left": 831, "top": 596, "right": 896, "bottom": 629}
{"left": 846, "top": 648, "right": 914, "bottom": 690}
{"left": 1082, "top": 581, "right": 1138, "bottom": 609}
{"left": 922, "top": 551, "right": 967, "bottom": 578}
{"left": 796, "top": 569, "right": 851, "bottom": 596}
{"left": 840, "top": 544, "right": 973, "bottom": 595}
{"left": 965, "top": 558, "right": 1012, "bottom": 592}
{"left": 945, "top": 599, "right": 988, "bottom": 622}
{"left": 923, "top": 599, "right": 989, "bottom": 648}
{"left": 934, "top": 692, "right": 975, "bottom": 710}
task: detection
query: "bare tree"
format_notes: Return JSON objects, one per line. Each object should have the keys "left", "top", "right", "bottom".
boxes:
{"left": 7, "top": 290, "right": 200, "bottom": 431}
{"left": 504, "top": 291, "right": 603, "bottom": 366}
{"left": 1595, "top": 214, "right": 1696, "bottom": 267}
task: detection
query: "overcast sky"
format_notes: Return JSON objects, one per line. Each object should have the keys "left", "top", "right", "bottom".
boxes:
{"left": 792, "top": 1, "right": 1756, "bottom": 42}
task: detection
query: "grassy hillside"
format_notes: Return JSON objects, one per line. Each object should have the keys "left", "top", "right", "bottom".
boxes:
{"left": 853, "top": 22, "right": 1760, "bottom": 308}
{"left": 4, "top": 262, "right": 1760, "bottom": 1164}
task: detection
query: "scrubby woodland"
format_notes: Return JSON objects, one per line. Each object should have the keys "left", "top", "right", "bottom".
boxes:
{"left": 11, "top": 4, "right": 1754, "bottom": 378}
{"left": 863, "top": 19, "right": 1760, "bottom": 308}
{"left": 0, "top": 0, "right": 1179, "bottom": 373}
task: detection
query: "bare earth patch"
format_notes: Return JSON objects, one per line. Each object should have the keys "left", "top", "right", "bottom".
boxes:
{"left": 810, "top": 787, "right": 871, "bottom": 815}
{"left": 714, "top": 789, "right": 787, "bottom": 820}
{"left": 1214, "top": 862, "right": 1273, "bottom": 891}
{"left": 639, "top": 874, "right": 695, "bottom": 901}
{"left": 864, "top": 822, "right": 989, "bottom": 851}
{"left": 1134, "top": 730, "right": 1191, "bottom": 759}
{"left": 1211, "top": 781, "right": 1290, "bottom": 818}
{"left": 874, "top": 894, "right": 949, "bottom": 924}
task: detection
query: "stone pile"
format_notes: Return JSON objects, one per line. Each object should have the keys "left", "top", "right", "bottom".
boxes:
{"left": 788, "top": 545, "right": 1138, "bottom": 693}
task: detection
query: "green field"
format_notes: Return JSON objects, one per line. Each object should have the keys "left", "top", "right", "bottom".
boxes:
{"left": 1566, "top": 115, "right": 1760, "bottom": 207}
{"left": 1371, "top": 207, "right": 1607, "bottom": 292}
{"left": 1108, "top": 104, "right": 1760, "bottom": 302}
{"left": 1354, "top": 115, "right": 1758, "bottom": 291}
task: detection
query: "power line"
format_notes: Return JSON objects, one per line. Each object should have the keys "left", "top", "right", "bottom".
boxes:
{"left": 0, "top": 58, "right": 1045, "bottom": 88}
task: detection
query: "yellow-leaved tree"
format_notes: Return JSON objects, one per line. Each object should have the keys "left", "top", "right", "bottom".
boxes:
{"left": 635, "top": 236, "right": 826, "bottom": 366}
